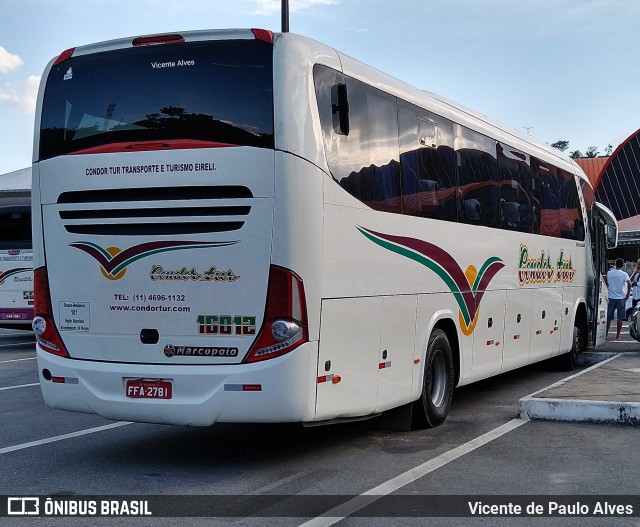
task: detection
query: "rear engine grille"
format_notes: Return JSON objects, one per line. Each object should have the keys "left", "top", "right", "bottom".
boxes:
{"left": 57, "top": 186, "right": 253, "bottom": 236}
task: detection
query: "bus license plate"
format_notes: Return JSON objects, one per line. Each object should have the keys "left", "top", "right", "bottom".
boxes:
{"left": 125, "top": 380, "right": 172, "bottom": 399}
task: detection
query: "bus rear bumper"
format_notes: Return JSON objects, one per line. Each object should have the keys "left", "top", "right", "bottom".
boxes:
{"left": 36, "top": 342, "right": 318, "bottom": 426}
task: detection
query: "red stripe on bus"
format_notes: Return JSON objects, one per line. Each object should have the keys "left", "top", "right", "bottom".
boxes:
{"left": 69, "top": 140, "right": 239, "bottom": 155}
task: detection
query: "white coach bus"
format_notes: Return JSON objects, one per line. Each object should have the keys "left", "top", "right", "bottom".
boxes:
{"left": 32, "top": 29, "right": 617, "bottom": 428}
{"left": 0, "top": 167, "right": 33, "bottom": 328}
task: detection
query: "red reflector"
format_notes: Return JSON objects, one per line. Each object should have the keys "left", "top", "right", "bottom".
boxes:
{"left": 132, "top": 34, "right": 185, "bottom": 46}
{"left": 53, "top": 48, "right": 75, "bottom": 66}
{"left": 242, "top": 384, "right": 262, "bottom": 392}
{"left": 51, "top": 376, "right": 66, "bottom": 384}
{"left": 252, "top": 29, "right": 273, "bottom": 44}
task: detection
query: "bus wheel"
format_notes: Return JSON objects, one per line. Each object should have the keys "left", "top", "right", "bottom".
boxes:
{"left": 411, "top": 328, "right": 454, "bottom": 429}
{"left": 561, "top": 326, "right": 581, "bottom": 371}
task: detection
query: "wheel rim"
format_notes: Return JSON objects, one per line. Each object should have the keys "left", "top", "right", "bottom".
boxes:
{"left": 429, "top": 349, "right": 447, "bottom": 407}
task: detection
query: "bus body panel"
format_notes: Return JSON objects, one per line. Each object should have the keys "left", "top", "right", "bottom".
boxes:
{"left": 315, "top": 294, "right": 418, "bottom": 420}
{"left": 38, "top": 148, "right": 275, "bottom": 364}
{"left": 322, "top": 178, "right": 592, "bottom": 390}
{"left": 36, "top": 341, "right": 318, "bottom": 426}
{"left": 376, "top": 294, "right": 417, "bottom": 412}
{"left": 272, "top": 33, "right": 341, "bottom": 174}
{"left": 502, "top": 288, "right": 534, "bottom": 371}
{"left": 530, "top": 287, "right": 563, "bottom": 361}
{"left": 271, "top": 152, "right": 324, "bottom": 342}
{"left": 470, "top": 289, "right": 507, "bottom": 379}
{"left": 316, "top": 297, "right": 381, "bottom": 420}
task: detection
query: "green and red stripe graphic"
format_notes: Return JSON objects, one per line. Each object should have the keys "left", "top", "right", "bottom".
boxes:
{"left": 0, "top": 268, "right": 30, "bottom": 286}
{"left": 358, "top": 226, "right": 504, "bottom": 335}
{"left": 70, "top": 240, "right": 237, "bottom": 280}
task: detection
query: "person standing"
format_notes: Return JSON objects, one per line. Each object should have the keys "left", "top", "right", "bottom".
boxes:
{"left": 605, "top": 258, "right": 632, "bottom": 341}
{"left": 630, "top": 260, "right": 640, "bottom": 310}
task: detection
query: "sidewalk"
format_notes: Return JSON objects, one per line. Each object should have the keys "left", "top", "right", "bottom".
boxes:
{"left": 519, "top": 324, "right": 640, "bottom": 425}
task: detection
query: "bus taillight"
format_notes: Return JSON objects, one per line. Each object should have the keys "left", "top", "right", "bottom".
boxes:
{"left": 244, "top": 265, "right": 308, "bottom": 363}
{"left": 251, "top": 29, "right": 274, "bottom": 44}
{"left": 132, "top": 34, "right": 185, "bottom": 46}
{"left": 33, "top": 267, "right": 69, "bottom": 357}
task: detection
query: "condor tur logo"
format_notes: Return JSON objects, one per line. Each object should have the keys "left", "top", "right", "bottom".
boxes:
{"left": 0, "top": 268, "right": 30, "bottom": 286}
{"left": 358, "top": 226, "right": 504, "bottom": 336}
{"left": 70, "top": 240, "right": 238, "bottom": 280}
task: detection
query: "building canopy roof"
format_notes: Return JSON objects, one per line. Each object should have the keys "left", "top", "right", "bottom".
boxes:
{"left": 593, "top": 128, "right": 640, "bottom": 221}
{"left": 0, "top": 167, "right": 31, "bottom": 193}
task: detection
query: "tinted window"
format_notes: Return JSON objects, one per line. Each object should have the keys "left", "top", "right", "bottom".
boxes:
{"left": 0, "top": 208, "right": 31, "bottom": 249}
{"left": 313, "top": 65, "right": 585, "bottom": 238}
{"left": 498, "top": 143, "right": 534, "bottom": 232}
{"left": 531, "top": 159, "right": 559, "bottom": 237}
{"left": 558, "top": 169, "right": 585, "bottom": 240}
{"left": 314, "top": 65, "right": 401, "bottom": 214}
{"left": 455, "top": 126, "right": 498, "bottom": 227}
{"left": 39, "top": 40, "right": 274, "bottom": 159}
{"left": 399, "top": 104, "right": 456, "bottom": 221}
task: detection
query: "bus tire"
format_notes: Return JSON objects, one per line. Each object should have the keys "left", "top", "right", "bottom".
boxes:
{"left": 411, "top": 328, "right": 454, "bottom": 429}
{"left": 561, "top": 326, "right": 580, "bottom": 371}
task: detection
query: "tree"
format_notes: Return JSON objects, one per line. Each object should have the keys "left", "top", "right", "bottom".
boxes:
{"left": 550, "top": 140, "right": 569, "bottom": 152}
{"left": 605, "top": 144, "right": 613, "bottom": 156}
{"left": 584, "top": 146, "right": 600, "bottom": 158}
{"left": 569, "top": 150, "right": 583, "bottom": 159}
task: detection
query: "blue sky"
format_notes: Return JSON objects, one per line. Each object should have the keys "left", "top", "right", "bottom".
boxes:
{"left": 0, "top": 0, "right": 638, "bottom": 174}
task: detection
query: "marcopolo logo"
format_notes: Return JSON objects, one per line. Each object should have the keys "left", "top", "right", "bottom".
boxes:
{"left": 358, "top": 226, "right": 504, "bottom": 336}
{"left": 70, "top": 240, "right": 238, "bottom": 280}
{"left": 164, "top": 344, "right": 239, "bottom": 358}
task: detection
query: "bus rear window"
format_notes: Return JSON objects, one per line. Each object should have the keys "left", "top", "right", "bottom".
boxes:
{"left": 39, "top": 39, "right": 274, "bottom": 160}
{"left": 0, "top": 209, "right": 31, "bottom": 250}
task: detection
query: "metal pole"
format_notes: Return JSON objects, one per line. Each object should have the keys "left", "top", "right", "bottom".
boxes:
{"left": 282, "top": 0, "right": 289, "bottom": 32}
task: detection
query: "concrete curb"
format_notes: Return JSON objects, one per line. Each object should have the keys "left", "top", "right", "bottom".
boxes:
{"left": 518, "top": 397, "right": 640, "bottom": 424}
{"left": 518, "top": 353, "right": 640, "bottom": 425}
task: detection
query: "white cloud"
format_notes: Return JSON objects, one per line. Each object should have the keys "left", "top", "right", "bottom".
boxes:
{"left": 252, "top": 0, "right": 339, "bottom": 15}
{"left": 0, "top": 46, "right": 23, "bottom": 74}
{"left": 0, "top": 75, "right": 40, "bottom": 113}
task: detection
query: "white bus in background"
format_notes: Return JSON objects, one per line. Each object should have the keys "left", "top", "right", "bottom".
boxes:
{"left": 32, "top": 29, "right": 617, "bottom": 429}
{"left": 0, "top": 167, "right": 33, "bottom": 329}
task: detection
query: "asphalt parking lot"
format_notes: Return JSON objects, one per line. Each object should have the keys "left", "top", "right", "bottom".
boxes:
{"left": 2, "top": 327, "right": 640, "bottom": 526}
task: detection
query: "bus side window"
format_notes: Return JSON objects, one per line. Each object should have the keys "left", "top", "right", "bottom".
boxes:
{"left": 558, "top": 169, "right": 585, "bottom": 240}
{"left": 497, "top": 143, "right": 534, "bottom": 233}
{"left": 0, "top": 208, "right": 32, "bottom": 250}
{"left": 533, "top": 160, "right": 560, "bottom": 238}
{"left": 398, "top": 104, "right": 456, "bottom": 221}
{"left": 313, "top": 65, "right": 402, "bottom": 214}
{"left": 454, "top": 125, "right": 499, "bottom": 228}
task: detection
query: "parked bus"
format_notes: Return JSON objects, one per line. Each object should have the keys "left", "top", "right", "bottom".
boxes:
{"left": 32, "top": 29, "right": 617, "bottom": 428}
{"left": 0, "top": 167, "right": 33, "bottom": 329}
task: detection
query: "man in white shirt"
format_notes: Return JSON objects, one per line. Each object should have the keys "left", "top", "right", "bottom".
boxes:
{"left": 605, "top": 258, "right": 632, "bottom": 341}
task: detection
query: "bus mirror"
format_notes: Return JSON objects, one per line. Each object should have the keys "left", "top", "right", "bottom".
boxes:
{"left": 607, "top": 224, "right": 618, "bottom": 249}
{"left": 331, "top": 83, "right": 350, "bottom": 136}
{"left": 594, "top": 202, "right": 618, "bottom": 249}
